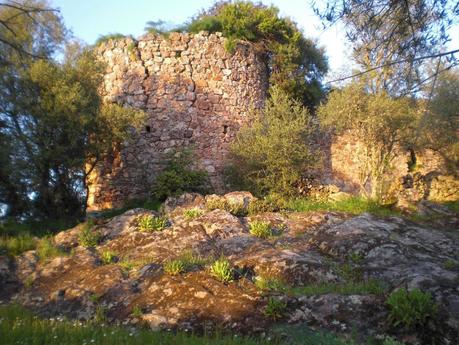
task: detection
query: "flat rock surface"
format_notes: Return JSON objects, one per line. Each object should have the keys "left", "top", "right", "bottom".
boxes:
{"left": 2, "top": 193, "right": 458, "bottom": 344}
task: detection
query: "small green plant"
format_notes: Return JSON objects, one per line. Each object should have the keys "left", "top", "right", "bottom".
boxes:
{"left": 36, "top": 237, "right": 66, "bottom": 262}
{"left": 249, "top": 220, "right": 273, "bottom": 239}
{"left": 443, "top": 259, "right": 457, "bottom": 270}
{"left": 23, "top": 276, "right": 34, "bottom": 289}
{"left": 205, "top": 198, "right": 247, "bottom": 217}
{"left": 136, "top": 214, "right": 168, "bottom": 232}
{"left": 210, "top": 257, "right": 233, "bottom": 283}
{"left": 131, "top": 305, "right": 144, "bottom": 318}
{"left": 247, "top": 198, "right": 279, "bottom": 215}
{"left": 163, "top": 259, "right": 186, "bottom": 275}
{"left": 382, "top": 337, "right": 405, "bottom": 345}
{"left": 78, "top": 220, "right": 101, "bottom": 248}
{"left": 254, "top": 276, "right": 286, "bottom": 292}
{"left": 264, "top": 297, "right": 287, "bottom": 320}
{"left": 183, "top": 208, "right": 204, "bottom": 219}
{"left": 95, "top": 33, "right": 126, "bottom": 45}
{"left": 386, "top": 288, "right": 437, "bottom": 328}
{"left": 89, "top": 293, "right": 100, "bottom": 304}
{"left": 93, "top": 305, "right": 107, "bottom": 324}
{"left": 100, "top": 250, "right": 117, "bottom": 265}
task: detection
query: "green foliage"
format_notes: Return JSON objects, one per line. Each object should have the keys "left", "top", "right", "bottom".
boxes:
{"left": 318, "top": 83, "right": 418, "bottom": 201}
{"left": 229, "top": 88, "right": 318, "bottom": 197}
{"left": 131, "top": 305, "right": 144, "bottom": 318}
{"left": 287, "top": 196, "right": 400, "bottom": 217}
{"left": 205, "top": 197, "right": 248, "bottom": 217}
{"left": 0, "top": 218, "right": 78, "bottom": 237}
{"left": 386, "top": 288, "right": 437, "bottom": 328}
{"left": 289, "top": 279, "right": 386, "bottom": 297}
{"left": 98, "top": 199, "right": 161, "bottom": 219}
{"left": 186, "top": 1, "right": 328, "bottom": 106}
{"left": 0, "top": 233, "right": 36, "bottom": 256}
{"left": 163, "top": 259, "right": 186, "bottom": 275}
{"left": 0, "top": 13, "right": 145, "bottom": 220}
{"left": 443, "top": 259, "right": 457, "bottom": 270}
{"left": 100, "top": 250, "right": 117, "bottom": 265}
{"left": 152, "top": 149, "right": 209, "bottom": 201}
{"left": 210, "top": 257, "right": 233, "bottom": 283}
{"left": 264, "top": 297, "right": 287, "bottom": 320}
{"left": 93, "top": 306, "right": 107, "bottom": 324}
{"left": 247, "top": 198, "right": 280, "bottom": 215}
{"left": 254, "top": 276, "right": 287, "bottom": 292}
{"left": 136, "top": 214, "right": 168, "bottom": 232}
{"left": 382, "top": 337, "right": 405, "bottom": 345}
{"left": 0, "top": 303, "right": 285, "bottom": 345}
{"left": 183, "top": 208, "right": 204, "bottom": 219}
{"left": 95, "top": 33, "right": 127, "bottom": 45}
{"left": 248, "top": 220, "right": 274, "bottom": 239}
{"left": 36, "top": 237, "right": 66, "bottom": 262}
{"left": 78, "top": 220, "right": 101, "bottom": 248}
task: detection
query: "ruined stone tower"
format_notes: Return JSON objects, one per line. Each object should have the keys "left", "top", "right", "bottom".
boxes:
{"left": 86, "top": 32, "right": 268, "bottom": 210}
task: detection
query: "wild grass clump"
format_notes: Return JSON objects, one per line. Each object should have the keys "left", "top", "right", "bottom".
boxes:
{"left": 78, "top": 220, "right": 101, "bottom": 248}
{"left": 287, "top": 196, "right": 399, "bottom": 217}
{"left": 98, "top": 198, "right": 161, "bottom": 219}
{"left": 95, "top": 33, "right": 126, "bottom": 45}
{"left": 386, "top": 288, "right": 437, "bottom": 328}
{"left": 183, "top": 208, "right": 204, "bottom": 219}
{"left": 249, "top": 220, "right": 274, "bottom": 238}
{"left": 163, "top": 251, "right": 209, "bottom": 275}
{"left": 100, "top": 250, "right": 118, "bottom": 265}
{"left": 36, "top": 237, "right": 66, "bottom": 262}
{"left": 264, "top": 297, "right": 287, "bottom": 320}
{"left": 210, "top": 257, "right": 233, "bottom": 283}
{"left": 136, "top": 214, "right": 168, "bottom": 232}
{"left": 254, "top": 276, "right": 286, "bottom": 292}
{"left": 205, "top": 198, "right": 247, "bottom": 217}
{"left": 289, "top": 279, "right": 386, "bottom": 296}
{"left": 163, "top": 259, "right": 186, "bottom": 275}
{"left": 0, "top": 233, "right": 36, "bottom": 256}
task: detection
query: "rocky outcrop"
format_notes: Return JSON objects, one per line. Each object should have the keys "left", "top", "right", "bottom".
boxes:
{"left": 3, "top": 192, "right": 458, "bottom": 344}
{"left": 87, "top": 32, "right": 268, "bottom": 210}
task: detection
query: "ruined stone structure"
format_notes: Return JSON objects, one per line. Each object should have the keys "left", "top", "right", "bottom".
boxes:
{"left": 87, "top": 32, "right": 268, "bottom": 210}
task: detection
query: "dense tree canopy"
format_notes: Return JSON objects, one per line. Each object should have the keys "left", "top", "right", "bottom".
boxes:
{"left": 0, "top": 1, "right": 144, "bottom": 220}
{"left": 186, "top": 1, "right": 328, "bottom": 108}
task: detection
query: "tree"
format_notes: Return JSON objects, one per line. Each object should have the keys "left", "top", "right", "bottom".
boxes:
{"left": 314, "top": 0, "right": 458, "bottom": 96}
{"left": 0, "top": 1, "right": 145, "bottom": 220}
{"left": 318, "top": 83, "right": 419, "bottom": 200}
{"left": 185, "top": 1, "right": 328, "bottom": 108}
{"left": 228, "top": 87, "right": 318, "bottom": 197}
{"left": 418, "top": 67, "right": 459, "bottom": 172}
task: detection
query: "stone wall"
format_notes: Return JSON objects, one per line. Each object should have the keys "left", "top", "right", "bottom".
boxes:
{"left": 87, "top": 32, "right": 268, "bottom": 210}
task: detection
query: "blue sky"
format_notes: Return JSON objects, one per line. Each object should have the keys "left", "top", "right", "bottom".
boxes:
{"left": 52, "top": 0, "right": 458, "bottom": 79}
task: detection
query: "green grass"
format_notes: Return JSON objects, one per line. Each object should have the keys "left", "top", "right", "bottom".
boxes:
{"left": 443, "top": 200, "right": 459, "bottom": 213}
{"left": 0, "top": 304, "right": 273, "bottom": 345}
{"left": 183, "top": 208, "right": 205, "bottom": 219}
{"left": 100, "top": 250, "right": 118, "bottom": 265}
{"left": 36, "top": 237, "right": 67, "bottom": 262}
{"left": 78, "top": 220, "right": 101, "bottom": 248}
{"left": 136, "top": 214, "right": 168, "bottom": 232}
{"left": 0, "top": 218, "right": 78, "bottom": 237}
{"left": 163, "top": 251, "right": 210, "bottom": 275}
{"left": 289, "top": 279, "right": 387, "bottom": 296}
{"left": 210, "top": 257, "right": 234, "bottom": 283}
{"left": 264, "top": 297, "right": 287, "bottom": 320}
{"left": 0, "top": 233, "right": 36, "bottom": 256}
{"left": 249, "top": 220, "right": 274, "bottom": 239}
{"left": 287, "top": 196, "right": 399, "bottom": 217}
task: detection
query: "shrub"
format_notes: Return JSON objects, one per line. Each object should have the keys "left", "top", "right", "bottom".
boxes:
{"left": 100, "top": 250, "right": 117, "bottom": 265}
{"left": 151, "top": 149, "right": 209, "bottom": 201}
{"left": 131, "top": 305, "right": 144, "bottom": 318}
{"left": 205, "top": 198, "right": 247, "bottom": 217}
{"left": 264, "top": 297, "right": 287, "bottom": 320}
{"left": 78, "top": 220, "right": 101, "bottom": 248}
{"left": 136, "top": 214, "right": 168, "bottom": 232}
{"left": 95, "top": 33, "right": 126, "bottom": 45}
{"left": 249, "top": 220, "right": 273, "bottom": 239}
{"left": 247, "top": 198, "right": 280, "bottom": 215}
{"left": 318, "top": 83, "right": 418, "bottom": 201}
{"left": 386, "top": 288, "right": 437, "bottom": 328}
{"left": 254, "top": 275, "right": 286, "bottom": 292}
{"left": 183, "top": 208, "right": 204, "bottom": 219}
{"left": 210, "top": 257, "right": 233, "bottom": 283}
{"left": 163, "top": 259, "right": 186, "bottom": 275}
{"left": 36, "top": 237, "right": 66, "bottom": 262}
{"left": 228, "top": 87, "right": 318, "bottom": 197}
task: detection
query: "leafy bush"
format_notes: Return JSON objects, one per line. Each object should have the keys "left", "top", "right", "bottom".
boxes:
{"left": 78, "top": 220, "right": 101, "bottom": 248}
{"left": 249, "top": 220, "right": 273, "bottom": 238}
{"left": 247, "top": 198, "right": 280, "bottom": 215}
{"left": 100, "top": 250, "right": 117, "bottom": 265}
{"left": 183, "top": 208, "right": 204, "bottom": 219}
{"left": 210, "top": 257, "right": 233, "bottom": 283}
{"left": 163, "top": 259, "right": 186, "bottom": 275}
{"left": 264, "top": 297, "right": 287, "bottom": 320}
{"left": 36, "top": 237, "right": 66, "bottom": 262}
{"left": 229, "top": 88, "right": 318, "bottom": 197}
{"left": 186, "top": 1, "right": 328, "bottom": 106}
{"left": 318, "top": 83, "right": 418, "bottom": 201}
{"left": 152, "top": 149, "right": 209, "bottom": 201}
{"left": 205, "top": 198, "right": 248, "bottom": 217}
{"left": 136, "top": 214, "right": 168, "bottom": 232}
{"left": 386, "top": 288, "right": 437, "bottom": 328}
